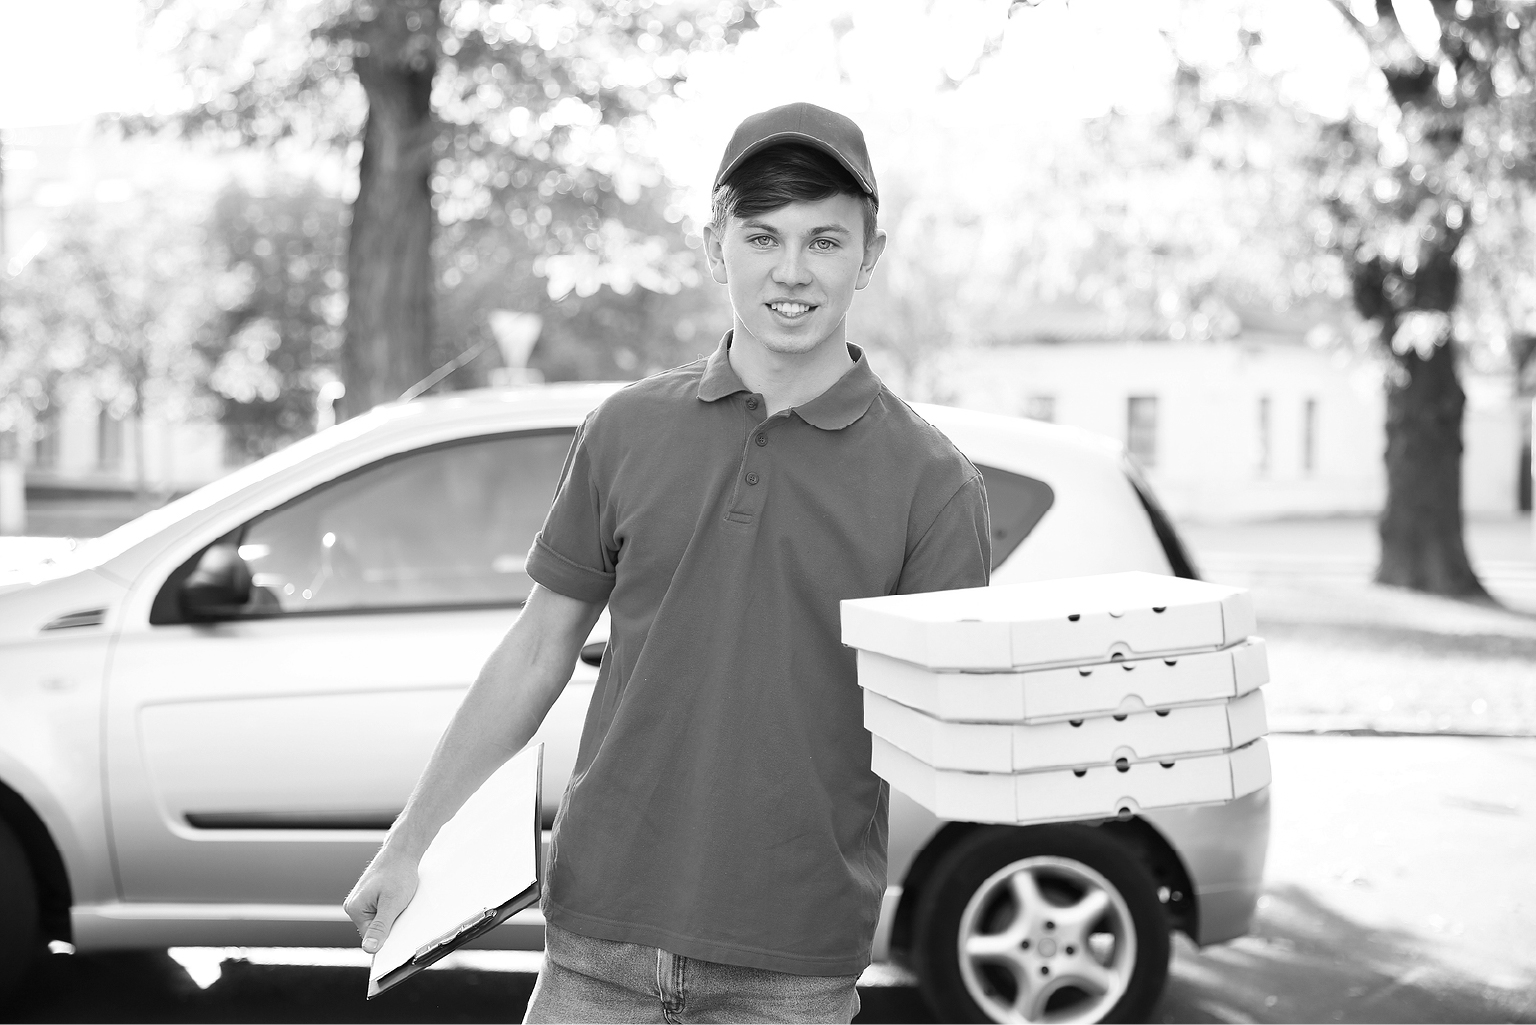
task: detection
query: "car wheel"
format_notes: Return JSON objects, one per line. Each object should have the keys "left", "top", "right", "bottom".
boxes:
{"left": 912, "top": 824, "right": 1170, "bottom": 1024}
{"left": 0, "top": 816, "right": 41, "bottom": 999}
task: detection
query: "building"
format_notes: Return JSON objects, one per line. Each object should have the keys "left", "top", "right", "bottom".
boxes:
{"left": 926, "top": 335, "right": 1526, "bottom": 523}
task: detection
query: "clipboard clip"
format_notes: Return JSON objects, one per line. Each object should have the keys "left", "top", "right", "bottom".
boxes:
{"left": 414, "top": 907, "right": 499, "bottom": 962}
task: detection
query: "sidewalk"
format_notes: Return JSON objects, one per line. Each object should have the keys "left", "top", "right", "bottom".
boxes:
{"left": 1179, "top": 515, "right": 1536, "bottom": 736}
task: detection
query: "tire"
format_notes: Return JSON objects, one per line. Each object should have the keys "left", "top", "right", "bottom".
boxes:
{"left": 912, "top": 824, "right": 1170, "bottom": 1024}
{"left": 0, "top": 815, "right": 42, "bottom": 1000}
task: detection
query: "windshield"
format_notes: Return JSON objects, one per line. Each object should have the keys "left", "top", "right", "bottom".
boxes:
{"left": 65, "top": 408, "right": 417, "bottom": 574}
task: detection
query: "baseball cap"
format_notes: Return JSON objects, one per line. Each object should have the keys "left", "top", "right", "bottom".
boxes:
{"left": 714, "top": 102, "right": 878, "bottom": 206}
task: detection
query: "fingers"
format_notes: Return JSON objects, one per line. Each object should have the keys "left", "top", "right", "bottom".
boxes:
{"left": 361, "top": 893, "right": 407, "bottom": 954}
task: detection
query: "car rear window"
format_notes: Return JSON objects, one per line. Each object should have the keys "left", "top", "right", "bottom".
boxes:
{"left": 1122, "top": 460, "right": 1201, "bottom": 580}
{"left": 974, "top": 464, "right": 1055, "bottom": 571}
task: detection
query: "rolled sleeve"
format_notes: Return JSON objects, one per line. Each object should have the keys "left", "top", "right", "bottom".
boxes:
{"left": 526, "top": 416, "right": 618, "bottom": 604}
{"left": 896, "top": 472, "right": 991, "bottom": 595}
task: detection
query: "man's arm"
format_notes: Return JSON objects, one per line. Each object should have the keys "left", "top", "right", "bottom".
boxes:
{"left": 343, "top": 583, "right": 604, "bottom": 953}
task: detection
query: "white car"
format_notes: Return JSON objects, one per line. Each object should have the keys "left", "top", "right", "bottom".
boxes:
{"left": 0, "top": 384, "right": 1268, "bottom": 1023}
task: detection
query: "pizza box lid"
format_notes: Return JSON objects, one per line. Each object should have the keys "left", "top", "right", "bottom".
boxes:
{"left": 842, "top": 572, "right": 1256, "bottom": 671}
{"left": 856, "top": 639, "right": 1268, "bottom": 724}
{"left": 870, "top": 735, "right": 1271, "bottom": 825}
{"left": 864, "top": 688, "right": 1268, "bottom": 773}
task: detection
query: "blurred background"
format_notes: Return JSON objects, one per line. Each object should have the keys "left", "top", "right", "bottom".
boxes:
{"left": 2, "top": 0, "right": 1532, "bottom": 553}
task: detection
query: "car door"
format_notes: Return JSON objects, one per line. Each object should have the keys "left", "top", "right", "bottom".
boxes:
{"left": 104, "top": 428, "right": 596, "bottom": 905}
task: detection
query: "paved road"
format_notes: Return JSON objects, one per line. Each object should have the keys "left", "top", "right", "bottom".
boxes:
{"left": 10, "top": 735, "right": 1533, "bottom": 1024}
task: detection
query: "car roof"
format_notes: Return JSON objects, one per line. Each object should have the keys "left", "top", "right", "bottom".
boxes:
{"left": 70, "top": 381, "right": 1145, "bottom": 586}
{"left": 391, "top": 383, "right": 1126, "bottom": 466}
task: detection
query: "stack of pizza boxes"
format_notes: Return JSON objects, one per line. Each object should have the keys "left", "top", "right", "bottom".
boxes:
{"left": 841, "top": 572, "right": 1271, "bottom": 824}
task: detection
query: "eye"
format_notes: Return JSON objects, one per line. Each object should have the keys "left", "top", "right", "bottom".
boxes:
{"left": 746, "top": 234, "right": 776, "bottom": 248}
{"left": 811, "top": 238, "right": 840, "bottom": 252}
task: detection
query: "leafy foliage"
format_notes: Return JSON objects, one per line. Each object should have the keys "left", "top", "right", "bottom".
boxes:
{"left": 200, "top": 177, "right": 349, "bottom": 459}
{"left": 140, "top": 0, "right": 768, "bottom": 405}
{"left": 0, "top": 198, "right": 209, "bottom": 486}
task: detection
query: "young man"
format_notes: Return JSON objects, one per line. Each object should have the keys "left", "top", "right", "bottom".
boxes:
{"left": 345, "top": 102, "right": 990, "bottom": 1023}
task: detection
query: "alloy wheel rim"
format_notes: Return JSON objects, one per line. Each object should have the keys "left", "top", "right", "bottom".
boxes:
{"left": 956, "top": 855, "right": 1137, "bottom": 1023}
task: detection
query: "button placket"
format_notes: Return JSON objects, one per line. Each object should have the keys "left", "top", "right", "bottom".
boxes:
{"left": 725, "top": 394, "right": 771, "bottom": 523}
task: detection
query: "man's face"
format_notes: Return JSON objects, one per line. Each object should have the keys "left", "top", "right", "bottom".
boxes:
{"left": 704, "top": 193, "right": 886, "bottom": 357}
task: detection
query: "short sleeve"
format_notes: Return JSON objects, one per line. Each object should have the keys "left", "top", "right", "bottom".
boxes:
{"left": 525, "top": 415, "right": 618, "bottom": 604}
{"left": 896, "top": 473, "right": 991, "bottom": 595}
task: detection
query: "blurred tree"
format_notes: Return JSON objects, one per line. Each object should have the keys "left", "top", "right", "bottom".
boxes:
{"left": 1314, "top": 0, "right": 1533, "bottom": 597}
{"left": 0, "top": 203, "right": 209, "bottom": 493}
{"left": 969, "top": 0, "right": 1529, "bottom": 599}
{"left": 142, "top": 0, "right": 766, "bottom": 418}
{"left": 201, "top": 177, "right": 349, "bottom": 459}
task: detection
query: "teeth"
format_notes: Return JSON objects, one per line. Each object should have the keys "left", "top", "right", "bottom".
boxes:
{"left": 770, "top": 302, "right": 812, "bottom": 316}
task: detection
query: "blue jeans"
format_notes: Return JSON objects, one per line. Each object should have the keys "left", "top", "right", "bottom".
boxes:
{"left": 523, "top": 922, "right": 862, "bottom": 1024}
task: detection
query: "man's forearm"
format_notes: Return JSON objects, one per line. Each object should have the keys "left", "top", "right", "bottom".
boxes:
{"left": 377, "top": 585, "right": 602, "bottom": 862}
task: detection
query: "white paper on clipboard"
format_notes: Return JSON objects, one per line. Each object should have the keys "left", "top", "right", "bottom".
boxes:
{"left": 367, "top": 743, "right": 542, "bottom": 997}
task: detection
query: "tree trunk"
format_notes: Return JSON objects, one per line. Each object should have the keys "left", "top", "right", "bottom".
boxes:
{"left": 339, "top": 1, "right": 439, "bottom": 419}
{"left": 1375, "top": 339, "right": 1488, "bottom": 597}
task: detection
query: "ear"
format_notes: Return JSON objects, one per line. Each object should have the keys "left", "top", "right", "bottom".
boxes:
{"left": 854, "top": 228, "right": 889, "bottom": 291}
{"left": 702, "top": 222, "right": 729, "bottom": 285}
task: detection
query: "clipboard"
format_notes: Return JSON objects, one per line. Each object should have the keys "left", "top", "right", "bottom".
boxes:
{"left": 367, "top": 743, "right": 544, "bottom": 998}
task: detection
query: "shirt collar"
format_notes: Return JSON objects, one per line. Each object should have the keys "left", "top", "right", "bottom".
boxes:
{"left": 696, "top": 331, "right": 883, "bottom": 431}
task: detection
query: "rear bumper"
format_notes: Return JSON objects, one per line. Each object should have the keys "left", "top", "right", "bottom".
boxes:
{"left": 1145, "top": 785, "right": 1271, "bottom": 945}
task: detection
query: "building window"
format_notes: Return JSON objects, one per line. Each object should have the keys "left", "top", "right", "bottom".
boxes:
{"left": 33, "top": 404, "right": 60, "bottom": 471}
{"left": 1302, "top": 397, "right": 1317, "bottom": 476}
{"left": 1023, "top": 394, "right": 1056, "bottom": 423}
{"left": 1257, "top": 395, "right": 1271, "bottom": 477}
{"left": 98, "top": 408, "right": 123, "bottom": 472}
{"left": 1126, "top": 396, "right": 1157, "bottom": 468}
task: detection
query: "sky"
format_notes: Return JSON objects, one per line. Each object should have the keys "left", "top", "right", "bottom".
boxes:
{"left": 0, "top": 0, "right": 1393, "bottom": 208}
{"left": 0, "top": 0, "right": 181, "bottom": 129}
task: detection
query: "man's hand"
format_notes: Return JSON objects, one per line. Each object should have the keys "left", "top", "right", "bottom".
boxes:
{"left": 345, "top": 851, "right": 420, "bottom": 954}
{"left": 339, "top": 585, "right": 602, "bottom": 956}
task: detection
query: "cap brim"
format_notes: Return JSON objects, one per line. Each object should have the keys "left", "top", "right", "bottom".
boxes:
{"left": 714, "top": 130, "right": 877, "bottom": 201}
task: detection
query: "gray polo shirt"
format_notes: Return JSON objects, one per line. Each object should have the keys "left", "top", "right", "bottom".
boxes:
{"left": 526, "top": 333, "right": 990, "bottom": 976}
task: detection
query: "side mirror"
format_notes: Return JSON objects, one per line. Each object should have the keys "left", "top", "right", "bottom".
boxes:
{"left": 181, "top": 543, "right": 253, "bottom": 621}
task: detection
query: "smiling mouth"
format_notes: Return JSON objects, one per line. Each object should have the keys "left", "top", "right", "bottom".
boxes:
{"left": 767, "top": 301, "right": 817, "bottom": 319}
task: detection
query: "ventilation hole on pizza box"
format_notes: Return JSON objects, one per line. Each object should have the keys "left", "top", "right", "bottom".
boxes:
{"left": 1072, "top": 768, "right": 1088, "bottom": 778}
{"left": 1078, "top": 668, "right": 1093, "bottom": 678}
{"left": 1164, "top": 659, "right": 1178, "bottom": 667}
{"left": 1112, "top": 713, "right": 1127, "bottom": 722}
{"left": 1067, "top": 614, "right": 1081, "bottom": 622}
{"left": 1153, "top": 606, "right": 1167, "bottom": 613}
{"left": 1155, "top": 709, "right": 1170, "bottom": 717}
{"left": 1115, "top": 757, "right": 1130, "bottom": 772}
{"left": 1116, "top": 805, "right": 1134, "bottom": 820}
{"left": 1109, "top": 651, "right": 1126, "bottom": 661}
{"left": 1159, "top": 761, "right": 1176, "bottom": 769}
{"left": 1121, "top": 663, "right": 1135, "bottom": 672}
{"left": 1069, "top": 719, "right": 1084, "bottom": 728}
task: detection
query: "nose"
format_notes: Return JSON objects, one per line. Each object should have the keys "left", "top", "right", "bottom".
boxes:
{"left": 771, "top": 245, "right": 813, "bottom": 287}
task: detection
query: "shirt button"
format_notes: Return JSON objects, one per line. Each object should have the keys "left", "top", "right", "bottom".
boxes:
{"left": 746, "top": 472, "right": 759, "bottom": 485}
{"left": 755, "top": 435, "right": 767, "bottom": 447}
{"left": 746, "top": 398, "right": 759, "bottom": 410}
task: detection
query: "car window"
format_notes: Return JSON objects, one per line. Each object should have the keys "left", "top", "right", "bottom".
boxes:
{"left": 1122, "top": 458, "right": 1201, "bottom": 579}
{"left": 232, "top": 429, "right": 574, "bottom": 615}
{"left": 974, "top": 464, "right": 1055, "bottom": 571}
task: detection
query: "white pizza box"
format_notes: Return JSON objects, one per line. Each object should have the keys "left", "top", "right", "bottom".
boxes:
{"left": 864, "top": 688, "right": 1268, "bottom": 773}
{"left": 870, "top": 735, "right": 1272, "bottom": 825}
{"left": 856, "top": 639, "right": 1268, "bottom": 723}
{"left": 842, "top": 572, "right": 1256, "bottom": 671}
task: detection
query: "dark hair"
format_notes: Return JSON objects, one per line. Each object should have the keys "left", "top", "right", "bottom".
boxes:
{"left": 710, "top": 144, "right": 878, "bottom": 247}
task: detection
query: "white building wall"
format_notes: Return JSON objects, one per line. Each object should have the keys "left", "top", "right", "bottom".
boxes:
{"left": 27, "top": 386, "right": 229, "bottom": 493}
{"left": 930, "top": 340, "right": 1520, "bottom": 522}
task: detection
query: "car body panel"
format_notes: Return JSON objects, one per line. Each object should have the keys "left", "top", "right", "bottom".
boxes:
{"left": 0, "top": 383, "right": 1267, "bottom": 961}
{"left": 0, "top": 627, "right": 117, "bottom": 908}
